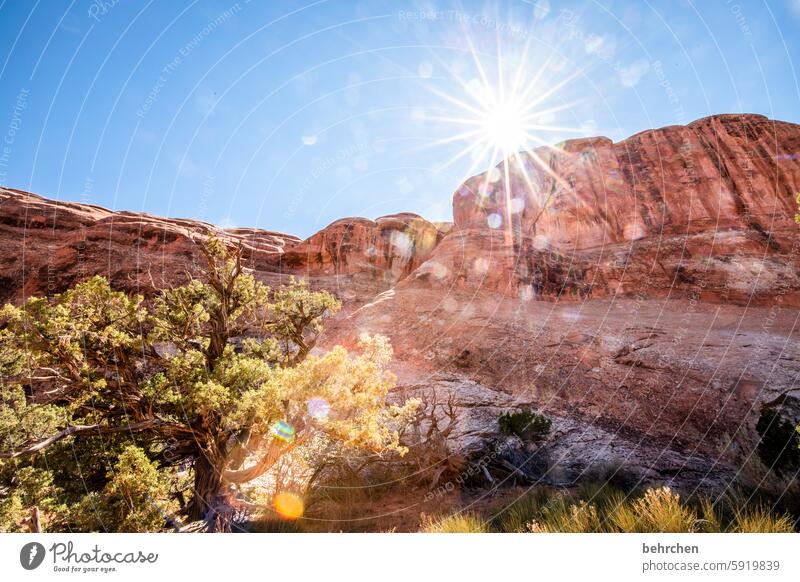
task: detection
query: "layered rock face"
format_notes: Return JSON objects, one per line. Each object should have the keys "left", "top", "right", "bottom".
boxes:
{"left": 0, "top": 188, "right": 447, "bottom": 304}
{"left": 2, "top": 113, "right": 799, "bottom": 489}
{"left": 0, "top": 188, "right": 299, "bottom": 302}
{"left": 327, "top": 288, "right": 800, "bottom": 487}
{"left": 420, "top": 114, "right": 800, "bottom": 305}
{"left": 258, "top": 213, "right": 450, "bottom": 302}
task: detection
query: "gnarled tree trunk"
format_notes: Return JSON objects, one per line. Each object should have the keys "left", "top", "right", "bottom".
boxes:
{"left": 188, "top": 451, "right": 235, "bottom": 531}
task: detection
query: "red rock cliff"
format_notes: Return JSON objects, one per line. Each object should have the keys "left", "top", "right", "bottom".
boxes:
{"left": 0, "top": 188, "right": 449, "bottom": 304}
{"left": 410, "top": 114, "right": 800, "bottom": 304}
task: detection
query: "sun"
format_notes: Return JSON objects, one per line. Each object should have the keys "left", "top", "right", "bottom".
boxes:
{"left": 421, "top": 37, "right": 583, "bottom": 193}
{"left": 481, "top": 97, "right": 528, "bottom": 155}
{"left": 408, "top": 34, "right": 589, "bottom": 246}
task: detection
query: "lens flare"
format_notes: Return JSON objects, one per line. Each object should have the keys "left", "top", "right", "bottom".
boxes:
{"left": 413, "top": 26, "right": 587, "bottom": 247}
{"left": 307, "top": 397, "right": 330, "bottom": 420}
{"left": 271, "top": 420, "right": 296, "bottom": 443}
{"left": 274, "top": 492, "right": 304, "bottom": 520}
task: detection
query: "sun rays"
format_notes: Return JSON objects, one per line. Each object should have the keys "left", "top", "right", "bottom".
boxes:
{"left": 417, "top": 28, "right": 586, "bottom": 241}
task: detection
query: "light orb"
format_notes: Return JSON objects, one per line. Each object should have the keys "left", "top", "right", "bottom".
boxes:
{"left": 271, "top": 420, "right": 296, "bottom": 443}
{"left": 274, "top": 492, "right": 304, "bottom": 520}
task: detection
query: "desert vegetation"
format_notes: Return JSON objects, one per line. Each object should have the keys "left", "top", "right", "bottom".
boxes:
{"left": 0, "top": 238, "right": 417, "bottom": 532}
{"left": 424, "top": 485, "right": 798, "bottom": 533}
{"left": 498, "top": 409, "right": 551, "bottom": 440}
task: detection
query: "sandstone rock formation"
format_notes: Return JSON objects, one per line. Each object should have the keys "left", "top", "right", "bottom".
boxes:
{"left": 0, "top": 188, "right": 447, "bottom": 304}
{"left": 328, "top": 288, "right": 800, "bottom": 489}
{"left": 426, "top": 113, "right": 800, "bottom": 305}
{"left": 259, "top": 213, "right": 450, "bottom": 303}
{"left": 2, "top": 113, "right": 800, "bottom": 491}
{"left": 321, "top": 113, "right": 800, "bottom": 488}
{"left": 0, "top": 187, "right": 299, "bottom": 302}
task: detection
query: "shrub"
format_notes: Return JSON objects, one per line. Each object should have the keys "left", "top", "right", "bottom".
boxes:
{"left": 498, "top": 410, "right": 551, "bottom": 440}
{"left": 72, "top": 445, "right": 178, "bottom": 533}
{"left": 697, "top": 498, "right": 724, "bottom": 533}
{"left": 756, "top": 409, "right": 800, "bottom": 474}
{"left": 0, "top": 466, "right": 68, "bottom": 532}
{"left": 603, "top": 491, "right": 640, "bottom": 533}
{"left": 604, "top": 487, "right": 697, "bottom": 533}
{"left": 419, "top": 483, "right": 797, "bottom": 534}
{"left": 0, "top": 240, "right": 417, "bottom": 531}
{"left": 632, "top": 487, "right": 698, "bottom": 532}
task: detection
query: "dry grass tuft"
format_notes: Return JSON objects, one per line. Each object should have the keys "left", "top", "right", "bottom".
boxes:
{"left": 732, "top": 505, "right": 796, "bottom": 533}
{"left": 528, "top": 499, "right": 600, "bottom": 533}
{"left": 422, "top": 512, "right": 491, "bottom": 533}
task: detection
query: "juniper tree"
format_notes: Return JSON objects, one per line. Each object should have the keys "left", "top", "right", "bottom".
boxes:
{"left": 0, "top": 239, "right": 415, "bottom": 530}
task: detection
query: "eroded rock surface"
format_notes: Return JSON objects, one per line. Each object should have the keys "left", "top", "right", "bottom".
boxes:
{"left": 261, "top": 213, "right": 450, "bottom": 302}
{"left": 325, "top": 288, "right": 800, "bottom": 488}
{"left": 0, "top": 188, "right": 448, "bottom": 304}
{"left": 435, "top": 114, "right": 800, "bottom": 304}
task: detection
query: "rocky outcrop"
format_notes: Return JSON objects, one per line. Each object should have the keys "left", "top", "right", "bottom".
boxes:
{"left": 259, "top": 213, "right": 450, "bottom": 302}
{"left": 0, "top": 188, "right": 301, "bottom": 302}
{"left": 324, "top": 287, "right": 800, "bottom": 489}
{"left": 0, "top": 188, "right": 449, "bottom": 304}
{"left": 423, "top": 113, "right": 800, "bottom": 304}
{"left": 321, "top": 114, "right": 800, "bottom": 488}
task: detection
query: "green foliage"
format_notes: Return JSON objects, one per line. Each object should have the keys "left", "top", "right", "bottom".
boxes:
{"left": 584, "top": 487, "right": 700, "bottom": 533}
{"left": 498, "top": 409, "right": 551, "bottom": 440}
{"left": 73, "top": 446, "right": 177, "bottom": 533}
{"left": 0, "top": 238, "right": 414, "bottom": 530}
{"left": 0, "top": 385, "right": 62, "bottom": 455}
{"left": 756, "top": 409, "right": 800, "bottom": 474}
{"left": 695, "top": 490, "right": 797, "bottom": 533}
{"left": 424, "top": 485, "right": 798, "bottom": 533}
{"left": 698, "top": 498, "right": 723, "bottom": 533}
{"left": 528, "top": 498, "right": 601, "bottom": 533}
{"left": 268, "top": 276, "right": 341, "bottom": 363}
{"left": 0, "top": 465, "right": 68, "bottom": 532}
{"left": 493, "top": 487, "right": 697, "bottom": 534}
{"left": 491, "top": 488, "right": 560, "bottom": 533}
{"left": 618, "top": 487, "right": 697, "bottom": 533}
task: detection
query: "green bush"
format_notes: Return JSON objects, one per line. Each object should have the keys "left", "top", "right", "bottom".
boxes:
{"left": 72, "top": 445, "right": 178, "bottom": 533}
{"left": 756, "top": 409, "right": 800, "bottom": 474}
{"left": 0, "top": 465, "right": 68, "bottom": 532}
{"left": 498, "top": 409, "right": 551, "bottom": 440}
{"left": 528, "top": 499, "right": 601, "bottom": 533}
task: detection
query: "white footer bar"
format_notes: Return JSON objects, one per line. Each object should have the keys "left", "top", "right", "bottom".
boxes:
{"left": 1, "top": 533, "right": 797, "bottom": 581}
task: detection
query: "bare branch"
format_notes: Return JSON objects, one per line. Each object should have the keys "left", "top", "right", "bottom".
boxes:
{"left": 0, "top": 419, "right": 167, "bottom": 459}
{"left": 223, "top": 432, "right": 310, "bottom": 484}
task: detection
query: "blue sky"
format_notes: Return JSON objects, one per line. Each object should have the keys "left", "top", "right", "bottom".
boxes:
{"left": 0, "top": 0, "right": 799, "bottom": 238}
